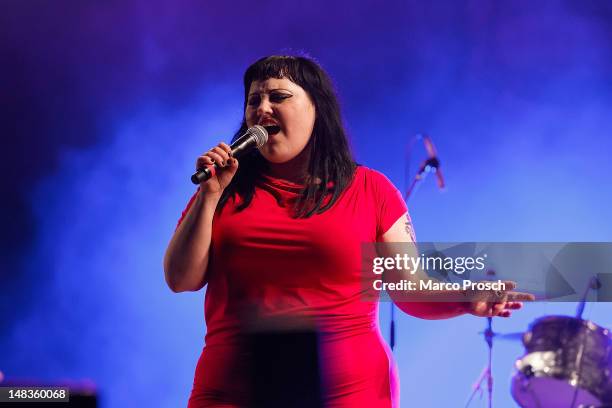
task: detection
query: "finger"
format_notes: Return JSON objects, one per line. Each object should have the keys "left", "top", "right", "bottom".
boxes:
{"left": 219, "top": 142, "right": 232, "bottom": 156}
{"left": 501, "top": 281, "right": 517, "bottom": 291}
{"left": 487, "top": 289, "right": 508, "bottom": 303}
{"left": 499, "top": 310, "right": 511, "bottom": 318}
{"left": 211, "top": 146, "right": 230, "bottom": 163}
{"left": 506, "top": 292, "right": 536, "bottom": 302}
{"left": 207, "top": 151, "right": 226, "bottom": 167}
{"left": 504, "top": 302, "right": 523, "bottom": 310}
{"left": 227, "top": 157, "right": 239, "bottom": 168}
{"left": 493, "top": 302, "right": 506, "bottom": 314}
{"left": 196, "top": 155, "right": 214, "bottom": 169}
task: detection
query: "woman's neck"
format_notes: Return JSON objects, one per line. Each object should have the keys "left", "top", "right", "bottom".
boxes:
{"left": 265, "top": 147, "right": 311, "bottom": 184}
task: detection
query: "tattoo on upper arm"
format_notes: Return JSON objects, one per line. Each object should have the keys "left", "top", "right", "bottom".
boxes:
{"left": 404, "top": 214, "right": 417, "bottom": 242}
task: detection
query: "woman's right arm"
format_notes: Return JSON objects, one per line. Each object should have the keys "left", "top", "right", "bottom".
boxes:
{"left": 163, "top": 142, "right": 237, "bottom": 292}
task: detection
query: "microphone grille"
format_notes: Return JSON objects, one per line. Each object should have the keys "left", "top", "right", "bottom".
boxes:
{"left": 249, "top": 125, "right": 268, "bottom": 147}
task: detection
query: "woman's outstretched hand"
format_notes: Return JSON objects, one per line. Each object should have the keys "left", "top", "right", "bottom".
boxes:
{"left": 464, "top": 281, "right": 535, "bottom": 318}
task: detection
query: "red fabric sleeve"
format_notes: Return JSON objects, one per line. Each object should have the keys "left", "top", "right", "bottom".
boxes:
{"left": 176, "top": 190, "right": 199, "bottom": 230}
{"left": 370, "top": 170, "right": 408, "bottom": 240}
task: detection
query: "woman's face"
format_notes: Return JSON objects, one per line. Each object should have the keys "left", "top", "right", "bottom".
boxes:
{"left": 245, "top": 77, "right": 316, "bottom": 164}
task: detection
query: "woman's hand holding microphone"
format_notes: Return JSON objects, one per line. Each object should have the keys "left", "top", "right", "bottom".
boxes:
{"left": 196, "top": 142, "right": 239, "bottom": 197}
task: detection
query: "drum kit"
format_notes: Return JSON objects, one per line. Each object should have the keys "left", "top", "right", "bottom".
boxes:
{"left": 466, "top": 277, "right": 612, "bottom": 408}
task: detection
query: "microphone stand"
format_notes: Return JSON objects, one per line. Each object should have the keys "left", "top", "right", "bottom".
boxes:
{"left": 465, "top": 268, "right": 499, "bottom": 408}
{"left": 464, "top": 317, "right": 494, "bottom": 408}
{"left": 390, "top": 134, "right": 443, "bottom": 351}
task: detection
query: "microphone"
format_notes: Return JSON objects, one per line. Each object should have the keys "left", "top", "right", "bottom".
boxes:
{"left": 422, "top": 135, "right": 445, "bottom": 189}
{"left": 404, "top": 133, "right": 446, "bottom": 199}
{"left": 190, "top": 125, "right": 269, "bottom": 185}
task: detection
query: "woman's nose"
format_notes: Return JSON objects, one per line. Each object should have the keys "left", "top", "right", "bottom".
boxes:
{"left": 256, "top": 98, "right": 273, "bottom": 116}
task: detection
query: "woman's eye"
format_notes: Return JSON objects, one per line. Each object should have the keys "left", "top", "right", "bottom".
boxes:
{"left": 270, "top": 94, "right": 291, "bottom": 102}
{"left": 247, "top": 97, "right": 260, "bottom": 106}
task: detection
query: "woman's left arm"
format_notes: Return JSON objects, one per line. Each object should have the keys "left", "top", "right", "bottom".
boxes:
{"left": 379, "top": 213, "right": 532, "bottom": 319}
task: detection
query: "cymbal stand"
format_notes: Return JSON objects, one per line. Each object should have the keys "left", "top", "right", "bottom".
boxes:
{"left": 576, "top": 275, "right": 601, "bottom": 320}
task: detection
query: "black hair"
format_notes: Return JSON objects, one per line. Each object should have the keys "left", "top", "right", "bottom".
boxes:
{"left": 218, "top": 55, "right": 356, "bottom": 218}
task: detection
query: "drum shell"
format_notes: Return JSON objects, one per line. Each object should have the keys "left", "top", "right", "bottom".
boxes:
{"left": 513, "top": 316, "right": 612, "bottom": 406}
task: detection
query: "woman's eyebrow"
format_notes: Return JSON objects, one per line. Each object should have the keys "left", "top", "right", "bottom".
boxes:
{"left": 248, "top": 88, "right": 293, "bottom": 97}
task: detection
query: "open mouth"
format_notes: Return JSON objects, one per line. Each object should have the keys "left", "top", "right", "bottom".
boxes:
{"left": 263, "top": 125, "right": 281, "bottom": 135}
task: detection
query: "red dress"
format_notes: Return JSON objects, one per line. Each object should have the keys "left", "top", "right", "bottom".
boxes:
{"left": 179, "top": 166, "right": 408, "bottom": 408}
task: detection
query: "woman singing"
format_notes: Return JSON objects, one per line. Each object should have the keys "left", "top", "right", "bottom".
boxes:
{"left": 164, "top": 55, "right": 531, "bottom": 408}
